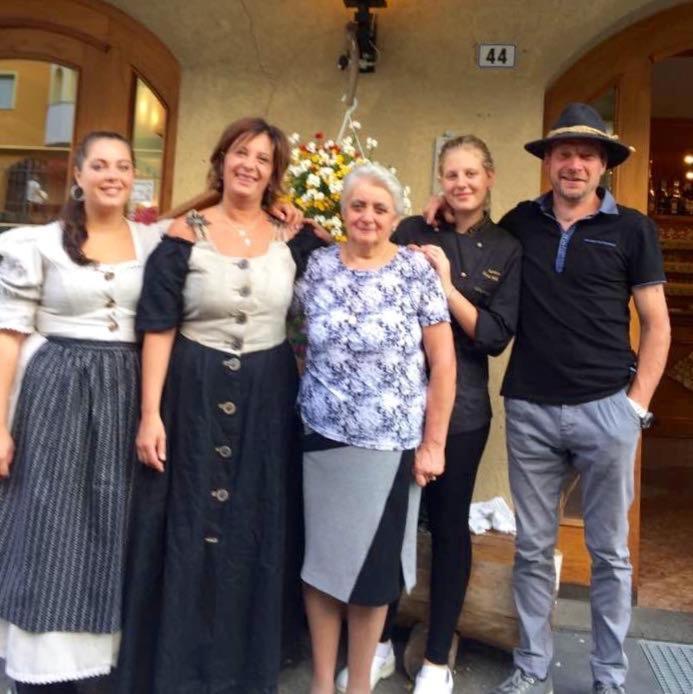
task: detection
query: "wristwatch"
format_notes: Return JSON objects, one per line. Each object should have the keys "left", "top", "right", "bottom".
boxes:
{"left": 627, "top": 396, "right": 654, "bottom": 429}
{"left": 639, "top": 411, "right": 654, "bottom": 429}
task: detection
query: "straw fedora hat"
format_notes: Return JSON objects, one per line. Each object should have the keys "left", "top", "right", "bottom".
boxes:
{"left": 524, "top": 102, "right": 634, "bottom": 169}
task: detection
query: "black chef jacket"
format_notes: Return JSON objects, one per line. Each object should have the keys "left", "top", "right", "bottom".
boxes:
{"left": 393, "top": 214, "right": 521, "bottom": 433}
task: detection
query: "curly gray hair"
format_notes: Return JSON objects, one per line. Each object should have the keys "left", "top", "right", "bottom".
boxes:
{"left": 340, "top": 162, "right": 405, "bottom": 217}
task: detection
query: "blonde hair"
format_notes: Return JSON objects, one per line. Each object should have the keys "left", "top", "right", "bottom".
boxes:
{"left": 438, "top": 134, "right": 495, "bottom": 210}
{"left": 438, "top": 134, "right": 495, "bottom": 175}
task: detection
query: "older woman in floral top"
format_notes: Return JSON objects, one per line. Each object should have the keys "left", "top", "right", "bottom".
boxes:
{"left": 295, "top": 162, "right": 456, "bottom": 694}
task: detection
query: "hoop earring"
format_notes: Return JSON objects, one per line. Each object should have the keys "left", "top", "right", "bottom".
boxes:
{"left": 70, "top": 184, "right": 84, "bottom": 201}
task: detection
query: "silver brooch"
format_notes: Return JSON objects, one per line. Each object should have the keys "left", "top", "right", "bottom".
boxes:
{"left": 186, "top": 210, "right": 209, "bottom": 240}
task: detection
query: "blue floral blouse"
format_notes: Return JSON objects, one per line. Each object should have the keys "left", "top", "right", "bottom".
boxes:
{"left": 295, "top": 244, "right": 450, "bottom": 451}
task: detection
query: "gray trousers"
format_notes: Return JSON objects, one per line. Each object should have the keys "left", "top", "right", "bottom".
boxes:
{"left": 505, "top": 389, "right": 641, "bottom": 686}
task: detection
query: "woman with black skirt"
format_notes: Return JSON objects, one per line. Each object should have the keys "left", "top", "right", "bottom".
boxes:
{"left": 335, "top": 136, "right": 522, "bottom": 694}
{"left": 0, "top": 132, "right": 164, "bottom": 693}
{"left": 116, "top": 117, "right": 324, "bottom": 694}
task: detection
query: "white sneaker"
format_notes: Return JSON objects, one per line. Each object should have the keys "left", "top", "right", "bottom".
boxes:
{"left": 335, "top": 641, "right": 396, "bottom": 693}
{"left": 413, "top": 664, "right": 454, "bottom": 694}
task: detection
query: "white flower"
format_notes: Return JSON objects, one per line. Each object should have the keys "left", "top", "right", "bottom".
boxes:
{"left": 379, "top": 273, "right": 402, "bottom": 291}
{"left": 361, "top": 283, "right": 384, "bottom": 306}
{"left": 310, "top": 320, "right": 330, "bottom": 344}
{"left": 289, "top": 133, "right": 300, "bottom": 145}
{"left": 331, "top": 272, "right": 351, "bottom": 291}
{"left": 314, "top": 191, "right": 325, "bottom": 201}
{"left": 351, "top": 120, "right": 362, "bottom": 130}
{"left": 380, "top": 391, "right": 401, "bottom": 411}
{"left": 306, "top": 142, "right": 317, "bottom": 153}
{"left": 366, "top": 137, "right": 378, "bottom": 149}
{"left": 380, "top": 307, "right": 402, "bottom": 327}
{"left": 360, "top": 320, "right": 386, "bottom": 343}
{"left": 306, "top": 173, "right": 321, "bottom": 189}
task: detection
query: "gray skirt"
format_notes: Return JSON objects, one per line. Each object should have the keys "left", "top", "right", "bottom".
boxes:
{"left": 0, "top": 337, "right": 139, "bottom": 633}
{"left": 301, "top": 430, "right": 421, "bottom": 605}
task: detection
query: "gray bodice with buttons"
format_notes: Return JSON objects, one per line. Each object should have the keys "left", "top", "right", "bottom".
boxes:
{"left": 179, "top": 214, "right": 296, "bottom": 355}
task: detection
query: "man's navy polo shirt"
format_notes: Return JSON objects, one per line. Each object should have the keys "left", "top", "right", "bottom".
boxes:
{"left": 499, "top": 188, "right": 666, "bottom": 405}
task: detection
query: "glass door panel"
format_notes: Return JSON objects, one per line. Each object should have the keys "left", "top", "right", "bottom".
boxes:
{"left": 0, "top": 60, "right": 78, "bottom": 230}
{"left": 591, "top": 87, "right": 617, "bottom": 192}
{"left": 130, "top": 78, "right": 167, "bottom": 223}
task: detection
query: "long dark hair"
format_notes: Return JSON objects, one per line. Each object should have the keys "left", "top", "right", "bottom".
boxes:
{"left": 60, "top": 131, "right": 134, "bottom": 265}
{"left": 207, "top": 117, "right": 290, "bottom": 209}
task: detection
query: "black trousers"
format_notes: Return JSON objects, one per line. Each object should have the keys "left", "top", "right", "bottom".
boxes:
{"left": 382, "top": 424, "right": 490, "bottom": 664}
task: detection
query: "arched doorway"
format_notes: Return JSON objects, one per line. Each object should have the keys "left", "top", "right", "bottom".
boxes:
{"left": 0, "top": 0, "right": 180, "bottom": 227}
{"left": 545, "top": 3, "right": 693, "bottom": 609}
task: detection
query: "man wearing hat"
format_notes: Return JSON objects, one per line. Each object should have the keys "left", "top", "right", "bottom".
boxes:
{"left": 488, "top": 103, "right": 671, "bottom": 693}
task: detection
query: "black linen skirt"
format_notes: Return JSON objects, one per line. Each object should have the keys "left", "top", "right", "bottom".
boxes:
{"left": 117, "top": 335, "right": 303, "bottom": 694}
{"left": 0, "top": 337, "right": 140, "bottom": 633}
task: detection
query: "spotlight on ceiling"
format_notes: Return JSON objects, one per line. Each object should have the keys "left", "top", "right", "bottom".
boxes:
{"left": 340, "top": 0, "right": 388, "bottom": 74}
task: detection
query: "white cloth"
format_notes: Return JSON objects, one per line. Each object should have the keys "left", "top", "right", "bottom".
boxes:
{"left": 468, "top": 496, "right": 516, "bottom": 535}
{"left": 0, "top": 620, "right": 119, "bottom": 684}
{"left": 0, "top": 219, "right": 168, "bottom": 341}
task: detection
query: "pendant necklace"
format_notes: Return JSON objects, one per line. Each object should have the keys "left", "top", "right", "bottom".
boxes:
{"left": 223, "top": 209, "right": 266, "bottom": 248}
{"left": 236, "top": 227, "right": 252, "bottom": 247}
{"left": 225, "top": 220, "right": 254, "bottom": 247}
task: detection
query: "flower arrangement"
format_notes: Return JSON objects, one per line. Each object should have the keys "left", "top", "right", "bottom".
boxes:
{"left": 285, "top": 123, "right": 411, "bottom": 241}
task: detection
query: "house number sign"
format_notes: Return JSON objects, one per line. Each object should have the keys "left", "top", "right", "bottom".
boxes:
{"left": 477, "top": 44, "right": 516, "bottom": 68}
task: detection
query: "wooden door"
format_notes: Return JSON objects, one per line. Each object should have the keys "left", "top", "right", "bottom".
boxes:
{"left": 544, "top": 3, "right": 693, "bottom": 594}
{"left": 0, "top": 0, "right": 180, "bottom": 213}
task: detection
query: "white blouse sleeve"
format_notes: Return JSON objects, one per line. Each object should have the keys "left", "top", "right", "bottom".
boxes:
{"left": 0, "top": 227, "right": 45, "bottom": 334}
{"left": 131, "top": 219, "right": 172, "bottom": 259}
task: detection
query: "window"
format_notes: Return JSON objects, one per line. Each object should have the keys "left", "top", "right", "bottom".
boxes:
{"left": 0, "top": 73, "right": 16, "bottom": 110}
{"left": 0, "top": 60, "right": 77, "bottom": 228}
{"left": 130, "top": 77, "right": 168, "bottom": 222}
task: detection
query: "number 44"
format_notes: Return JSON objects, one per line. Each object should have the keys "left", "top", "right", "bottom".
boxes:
{"left": 487, "top": 47, "right": 508, "bottom": 64}
{"left": 478, "top": 44, "right": 516, "bottom": 68}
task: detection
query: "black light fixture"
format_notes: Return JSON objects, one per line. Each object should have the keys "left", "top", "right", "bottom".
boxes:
{"left": 339, "top": 0, "right": 388, "bottom": 74}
